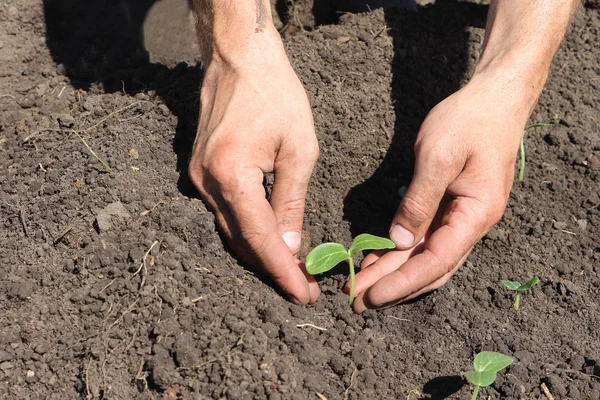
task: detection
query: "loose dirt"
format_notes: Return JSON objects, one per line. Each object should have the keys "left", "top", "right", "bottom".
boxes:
{"left": 1, "top": 0, "right": 599, "bottom": 399}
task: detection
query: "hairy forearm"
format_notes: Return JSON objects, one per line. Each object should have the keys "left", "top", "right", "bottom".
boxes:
{"left": 475, "top": 0, "right": 579, "bottom": 108}
{"left": 189, "top": 0, "right": 277, "bottom": 65}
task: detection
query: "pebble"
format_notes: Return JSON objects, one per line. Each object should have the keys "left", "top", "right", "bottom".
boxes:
{"left": 35, "top": 343, "right": 50, "bottom": 355}
{"left": 0, "top": 361, "right": 14, "bottom": 370}
{"left": 0, "top": 351, "right": 13, "bottom": 362}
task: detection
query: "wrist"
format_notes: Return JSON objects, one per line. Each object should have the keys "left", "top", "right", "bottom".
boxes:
{"left": 471, "top": 51, "right": 548, "bottom": 121}
{"left": 208, "top": 0, "right": 283, "bottom": 66}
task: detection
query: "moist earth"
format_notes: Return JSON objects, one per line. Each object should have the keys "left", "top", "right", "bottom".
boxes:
{"left": 1, "top": 0, "right": 599, "bottom": 399}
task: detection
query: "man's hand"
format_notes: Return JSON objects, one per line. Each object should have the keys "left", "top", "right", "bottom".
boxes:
{"left": 188, "top": 1, "right": 320, "bottom": 305}
{"left": 348, "top": 72, "right": 526, "bottom": 312}
{"left": 347, "top": 0, "right": 579, "bottom": 312}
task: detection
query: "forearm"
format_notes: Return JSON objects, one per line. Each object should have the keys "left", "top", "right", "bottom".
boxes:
{"left": 474, "top": 0, "right": 579, "bottom": 110}
{"left": 189, "top": 0, "right": 279, "bottom": 65}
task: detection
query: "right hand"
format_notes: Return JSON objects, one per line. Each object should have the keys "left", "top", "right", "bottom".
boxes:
{"left": 188, "top": 32, "right": 320, "bottom": 305}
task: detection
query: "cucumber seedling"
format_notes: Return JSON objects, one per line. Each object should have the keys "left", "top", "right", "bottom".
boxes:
{"left": 464, "top": 351, "right": 513, "bottom": 400}
{"left": 518, "top": 122, "right": 557, "bottom": 181}
{"left": 501, "top": 276, "right": 539, "bottom": 311}
{"left": 305, "top": 234, "right": 395, "bottom": 306}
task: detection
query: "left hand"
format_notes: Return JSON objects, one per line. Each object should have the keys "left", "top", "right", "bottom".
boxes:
{"left": 347, "top": 71, "right": 537, "bottom": 312}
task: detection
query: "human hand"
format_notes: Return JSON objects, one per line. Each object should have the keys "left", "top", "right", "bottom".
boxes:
{"left": 349, "top": 71, "right": 538, "bottom": 312}
{"left": 188, "top": 32, "right": 320, "bottom": 305}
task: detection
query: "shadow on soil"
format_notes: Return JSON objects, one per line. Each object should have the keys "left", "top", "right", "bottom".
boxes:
{"left": 421, "top": 375, "right": 465, "bottom": 399}
{"left": 343, "top": 0, "right": 488, "bottom": 238}
{"left": 42, "top": 0, "right": 202, "bottom": 198}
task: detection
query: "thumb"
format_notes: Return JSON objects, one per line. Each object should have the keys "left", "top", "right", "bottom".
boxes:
{"left": 390, "top": 152, "right": 460, "bottom": 249}
{"left": 269, "top": 161, "right": 313, "bottom": 255}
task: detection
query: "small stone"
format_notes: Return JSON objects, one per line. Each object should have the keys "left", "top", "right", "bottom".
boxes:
{"left": 553, "top": 220, "right": 568, "bottom": 230}
{"left": 513, "top": 350, "right": 534, "bottom": 364}
{"left": 158, "top": 104, "right": 169, "bottom": 116}
{"left": 181, "top": 297, "right": 192, "bottom": 307}
{"left": 0, "top": 361, "right": 14, "bottom": 370}
{"left": 95, "top": 201, "right": 131, "bottom": 231}
{"left": 8, "top": 280, "right": 34, "bottom": 300}
{"left": 576, "top": 219, "right": 588, "bottom": 231}
{"left": 26, "top": 370, "right": 35, "bottom": 378}
{"left": 0, "top": 351, "right": 13, "bottom": 362}
{"left": 57, "top": 114, "right": 75, "bottom": 128}
{"left": 128, "top": 148, "right": 139, "bottom": 159}
{"left": 8, "top": 6, "right": 18, "bottom": 18}
{"left": 34, "top": 343, "right": 50, "bottom": 355}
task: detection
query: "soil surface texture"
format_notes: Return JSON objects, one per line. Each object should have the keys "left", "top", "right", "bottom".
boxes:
{"left": 1, "top": 0, "right": 599, "bottom": 399}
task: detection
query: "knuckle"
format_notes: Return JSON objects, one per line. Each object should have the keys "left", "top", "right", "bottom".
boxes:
{"left": 306, "top": 139, "right": 320, "bottom": 163}
{"left": 400, "top": 195, "right": 434, "bottom": 226}
{"left": 486, "top": 201, "right": 506, "bottom": 227}
{"left": 205, "top": 154, "right": 239, "bottom": 189}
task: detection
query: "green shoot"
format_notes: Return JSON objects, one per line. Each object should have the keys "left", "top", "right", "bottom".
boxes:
{"left": 501, "top": 276, "right": 539, "bottom": 311}
{"left": 305, "top": 234, "right": 395, "bottom": 306}
{"left": 518, "top": 122, "right": 557, "bottom": 181}
{"left": 464, "top": 351, "right": 513, "bottom": 400}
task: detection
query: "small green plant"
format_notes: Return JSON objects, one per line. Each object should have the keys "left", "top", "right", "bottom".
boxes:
{"left": 518, "top": 122, "right": 557, "bottom": 181}
{"left": 501, "top": 276, "right": 539, "bottom": 311}
{"left": 305, "top": 234, "right": 395, "bottom": 306}
{"left": 464, "top": 351, "right": 513, "bottom": 400}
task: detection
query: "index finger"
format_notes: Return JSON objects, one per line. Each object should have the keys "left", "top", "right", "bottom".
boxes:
{"left": 220, "top": 167, "right": 315, "bottom": 305}
{"left": 354, "top": 196, "right": 488, "bottom": 311}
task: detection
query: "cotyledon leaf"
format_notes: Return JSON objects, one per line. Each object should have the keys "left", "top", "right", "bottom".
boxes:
{"left": 464, "top": 370, "right": 497, "bottom": 387}
{"left": 473, "top": 352, "right": 513, "bottom": 374}
{"left": 518, "top": 276, "right": 540, "bottom": 291}
{"left": 348, "top": 234, "right": 396, "bottom": 257}
{"left": 500, "top": 280, "right": 522, "bottom": 291}
{"left": 305, "top": 243, "right": 349, "bottom": 275}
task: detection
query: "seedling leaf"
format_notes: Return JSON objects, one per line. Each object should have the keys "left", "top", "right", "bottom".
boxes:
{"left": 305, "top": 243, "right": 349, "bottom": 275}
{"left": 464, "top": 370, "right": 497, "bottom": 387}
{"left": 501, "top": 280, "right": 521, "bottom": 291}
{"left": 348, "top": 234, "right": 396, "bottom": 257}
{"left": 519, "top": 276, "right": 539, "bottom": 291}
{"left": 473, "top": 352, "right": 513, "bottom": 374}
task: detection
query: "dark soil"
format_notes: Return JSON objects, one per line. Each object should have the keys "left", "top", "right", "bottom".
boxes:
{"left": 1, "top": 0, "right": 599, "bottom": 399}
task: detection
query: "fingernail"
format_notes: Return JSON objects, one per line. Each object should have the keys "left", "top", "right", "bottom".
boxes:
{"left": 288, "top": 294, "right": 302, "bottom": 305}
{"left": 390, "top": 224, "right": 415, "bottom": 248}
{"left": 281, "top": 231, "right": 301, "bottom": 252}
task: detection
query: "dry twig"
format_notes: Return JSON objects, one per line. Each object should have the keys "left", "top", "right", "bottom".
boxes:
{"left": 297, "top": 323, "right": 327, "bottom": 331}
{"left": 132, "top": 240, "right": 159, "bottom": 289}
{"left": 541, "top": 382, "right": 555, "bottom": 400}
{"left": 344, "top": 366, "right": 358, "bottom": 400}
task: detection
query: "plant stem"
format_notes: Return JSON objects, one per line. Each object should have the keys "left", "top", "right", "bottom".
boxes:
{"left": 515, "top": 292, "right": 521, "bottom": 311}
{"left": 348, "top": 256, "right": 355, "bottom": 306}
{"left": 519, "top": 122, "right": 556, "bottom": 182}
{"left": 472, "top": 385, "right": 480, "bottom": 400}
{"left": 518, "top": 133, "right": 526, "bottom": 181}
{"left": 525, "top": 122, "right": 556, "bottom": 130}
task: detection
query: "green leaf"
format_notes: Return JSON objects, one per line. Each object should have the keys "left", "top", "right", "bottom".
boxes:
{"left": 348, "top": 234, "right": 396, "bottom": 257}
{"left": 305, "top": 243, "right": 349, "bottom": 275}
{"left": 464, "top": 370, "right": 497, "bottom": 387}
{"left": 473, "top": 352, "right": 513, "bottom": 374}
{"left": 501, "top": 280, "right": 521, "bottom": 291}
{"left": 518, "top": 276, "right": 539, "bottom": 291}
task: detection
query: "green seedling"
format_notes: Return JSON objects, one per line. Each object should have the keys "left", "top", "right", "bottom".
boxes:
{"left": 305, "top": 234, "right": 395, "bottom": 306}
{"left": 501, "top": 276, "right": 539, "bottom": 311}
{"left": 518, "top": 122, "right": 557, "bottom": 181}
{"left": 464, "top": 351, "right": 513, "bottom": 400}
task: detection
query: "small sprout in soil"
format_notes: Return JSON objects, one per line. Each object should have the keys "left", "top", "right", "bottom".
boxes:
{"left": 464, "top": 351, "right": 513, "bottom": 400}
{"left": 501, "top": 276, "right": 539, "bottom": 311}
{"left": 305, "top": 234, "right": 395, "bottom": 306}
{"left": 519, "top": 122, "right": 557, "bottom": 181}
